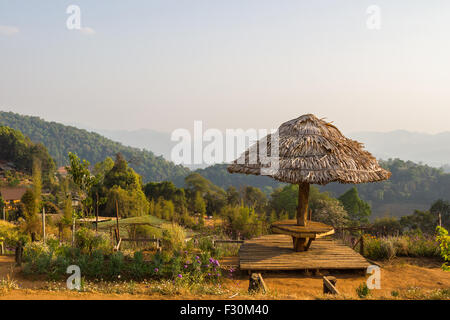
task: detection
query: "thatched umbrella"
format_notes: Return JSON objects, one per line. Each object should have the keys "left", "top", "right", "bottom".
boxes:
{"left": 227, "top": 114, "right": 391, "bottom": 251}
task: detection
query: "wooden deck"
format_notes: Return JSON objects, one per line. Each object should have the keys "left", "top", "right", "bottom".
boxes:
{"left": 239, "top": 234, "right": 370, "bottom": 271}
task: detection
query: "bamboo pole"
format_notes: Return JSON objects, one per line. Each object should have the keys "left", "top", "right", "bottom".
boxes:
{"left": 42, "top": 206, "right": 46, "bottom": 243}
{"left": 72, "top": 217, "right": 75, "bottom": 247}
{"left": 115, "top": 199, "right": 120, "bottom": 240}
{"left": 96, "top": 192, "right": 99, "bottom": 233}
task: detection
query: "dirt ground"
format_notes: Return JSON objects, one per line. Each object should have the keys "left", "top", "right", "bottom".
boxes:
{"left": 0, "top": 255, "right": 449, "bottom": 300}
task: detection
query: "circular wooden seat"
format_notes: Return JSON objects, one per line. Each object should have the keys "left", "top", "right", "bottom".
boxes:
{"left": 271, "top": 220, "right": 335, "bottom": 251}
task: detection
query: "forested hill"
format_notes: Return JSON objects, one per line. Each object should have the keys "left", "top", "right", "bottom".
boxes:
{"left": 0, "top": 111, "right": 190, "bottom": 184}
{"left": 320, "top": 158, "right": 450, "bottom": 217}
{"left": 2, "top": 111, "right": 449, "bottom": 218}
{"left": 199, "top": 160, "right": 450, "bottom": 217}
{"left": 195, "top": 164, "right": 285, "bottom": 194}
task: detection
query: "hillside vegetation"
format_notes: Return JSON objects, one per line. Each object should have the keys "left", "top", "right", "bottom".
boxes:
{"left": 1, "top": 111, "right": 449, "bottom": 218}
{"left": 321, "top": 159, "right": 450, "bottom": 217}
{"left": 0, "top": 111, "right": 189, "bottom": 184}
{"left": 195, "top": 164, "right": 284, "bottom": 194}
{"left": 0, "top": 126, "right": 54, "bottom": 186}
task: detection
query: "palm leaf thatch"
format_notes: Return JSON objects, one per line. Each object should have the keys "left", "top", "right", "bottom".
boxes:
{"left": 227, "top": 114, "right": 391, "bottom": 185}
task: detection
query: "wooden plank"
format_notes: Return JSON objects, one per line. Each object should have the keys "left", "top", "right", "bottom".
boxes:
{"left": 213, "top": 240, "right": 244, "bottom": 247}
{"left": 239, "top": 234, "right": 370, "bottom": 271}
{"left": 121, "top": 238, "right": 159, "bottom": 242}
{"left": 114, "top": 238, "right": 122, "bottom": 251}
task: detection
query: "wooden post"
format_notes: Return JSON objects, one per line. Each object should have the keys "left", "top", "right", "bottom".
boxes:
{"left": 438, "top": 213, "right": 442, "bottom": 227}
{"left": 115, "top": 199, "right": 120, "bottom": 239}
{"left": 248, "top": 273, "right": 268, "bottom": 294}
{"left": 42, "top": 206, "right": 46, "bottom": 243}
{"left": 323, "top": 276, "right": 339, "bottom": 294}
{"left": 297, "top": 182, "right": 310, "bottom": 226}
{"left": 2, "top": 207, "right": 5, "bottom": 220}
{"left": 96, "top": 192, "right": 99, "bottom": 232}
{"left": 359, "top": 235, "right": 364, "bottom": 256}
{"left": 293, "top": 237, "right": 309, "bottom": 252}
{"left": 15, "top": 242, "right": 23, "bottom": 266}
{"left": 72, "top": 217, "right": 75, "bottom": 247}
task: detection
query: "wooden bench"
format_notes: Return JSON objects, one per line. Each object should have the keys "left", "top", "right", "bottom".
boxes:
{"left": 271, "top": 220, "right": 334, "bottom": 251}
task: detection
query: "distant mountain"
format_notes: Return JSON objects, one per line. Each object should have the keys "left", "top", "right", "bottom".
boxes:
{"left": 75, "top": 126, "right": 202, "bottom": 170}
{"left": 0, "top": 111, "right": 190, "bottom": 184}
{"left": 89, "top": 127, "right": 450, "bottom": 171}
{"left": 348, "top": 130, "right": 450, "bottom": 168}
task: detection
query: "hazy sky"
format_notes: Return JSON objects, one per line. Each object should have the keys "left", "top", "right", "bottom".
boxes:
{"left": 1, "top": 1, "right": 449, "bottom": 134}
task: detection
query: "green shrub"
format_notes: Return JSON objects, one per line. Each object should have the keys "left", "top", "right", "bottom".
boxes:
{"left": 161, "top": 223, "right": 186, "bottom": 253}
{"left": 0, "top": 220, "right": 28, "bottom": 248}
{"left": 75, "top": 227, "right": 112, "bottom": 255}
{"left": 362, "top": 234, "right": 440, "bottom": 260}
{"left": 356, "top": 282, "right": 370, "bottom": 298}
{"left": 363, "top": 235, "right": 395, "bottom": 260}
{"left": 407, "top": 237, "right": 440, "bottom": 257}
{"left": 21, "top": 231, "right": 224, "bottom": 284}
{"left": 436, "top": 226, "right": 450, "bottom": 271}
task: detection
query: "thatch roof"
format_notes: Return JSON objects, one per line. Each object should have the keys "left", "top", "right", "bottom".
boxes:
{"left": 227, "top": 114, "right": 391, "bottom": 185}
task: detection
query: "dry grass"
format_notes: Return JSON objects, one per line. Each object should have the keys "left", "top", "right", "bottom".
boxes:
{"left": 0, "top": 255, "right": 448, "bottom": 300}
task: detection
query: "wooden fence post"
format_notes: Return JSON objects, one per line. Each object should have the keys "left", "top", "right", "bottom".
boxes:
{"left": 359, "top": 235, "right": 364, "bottom": 256}
{"left": 72, "top": 217, "right": 75, "bottom": 247}
{"left": 248, "top": 273, "right": 267, "bottom": 294}
{"left": 15, "top": 242, "right": 23, "bottom": 266}
{"left": 323, "top": 276, "right": 339, "bottom": 295}
{"left": 42, "top": 207, "right": 46, "bottom": 244}
{"left": 58, "top": 224, "right": 62, "bottom": 245}
{"left": 115, "top": 199, "right": 120, "bottom": 239}
{"left": 96, "top": 192, "right": 99, "bottom": 232}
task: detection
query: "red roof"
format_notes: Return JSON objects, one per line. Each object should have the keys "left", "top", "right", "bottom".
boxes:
{"left": 0, "top": 187, "right": 28, "bottom": 201}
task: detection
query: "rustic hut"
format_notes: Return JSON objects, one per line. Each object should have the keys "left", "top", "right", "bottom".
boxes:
{"left": 228, "top": 114, "right": 391, "bottom": 251}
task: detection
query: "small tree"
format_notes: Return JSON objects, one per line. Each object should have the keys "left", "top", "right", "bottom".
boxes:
{"left": 193, "top": 191, "right": 206, "bottom": 216}
{"left": 372, "top": 217, "right": 402, "bottom": 236}
{"left": 32, "top": 158, "right": 42, "bottom": 216}
{"left": 66, "top": 152, "right": 94, "bottom": 217}
{"left": 269, "top": 185, "right": 298, "bottom": 219}
{"left": 20, "top": 159, "right": 42, "bottom": 241}
{"left": 338, "top": 187, "right": 371, "bottom": 225}
{"left": 309, "top": 186, "right": 348, "bottom": 228}
{"left": 436, "top": 226, "right": 450, "bottom": 272}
